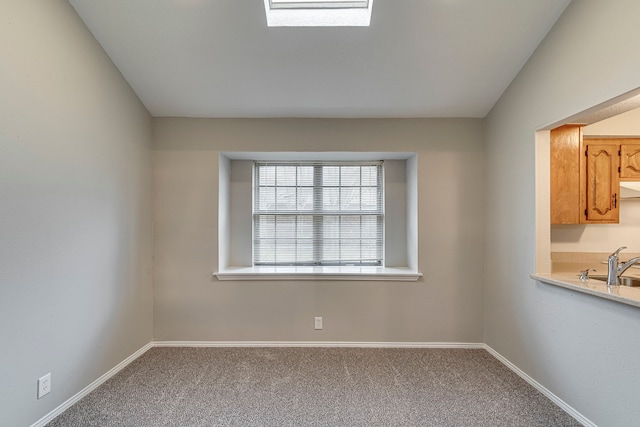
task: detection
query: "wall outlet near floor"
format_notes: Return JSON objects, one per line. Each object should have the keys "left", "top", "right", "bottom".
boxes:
{"left": 314, "top": 316, "right": 323, "bottom": 330}
{"left": 38, "top": 373, "right": 51, "bottom": 399}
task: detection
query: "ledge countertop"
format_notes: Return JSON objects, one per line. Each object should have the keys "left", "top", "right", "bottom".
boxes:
{"left": 531, "top": 271, "right": 640, "bottom": 308}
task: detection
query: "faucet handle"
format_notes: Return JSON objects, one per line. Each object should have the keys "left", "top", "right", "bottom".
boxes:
{"left": 579, "top": 269, "right": 596, "bottom": 281}
{"left": 611, "top": 246, "right": 628, "bottom": 257}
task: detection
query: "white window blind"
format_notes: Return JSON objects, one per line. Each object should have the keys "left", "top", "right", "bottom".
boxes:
{"left": 253, "top": 161, "right": 383, "bottom": 266}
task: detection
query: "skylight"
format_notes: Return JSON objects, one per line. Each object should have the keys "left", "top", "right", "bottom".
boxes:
{"left": 264, "top": 0, "right": 373, "bottom": 27}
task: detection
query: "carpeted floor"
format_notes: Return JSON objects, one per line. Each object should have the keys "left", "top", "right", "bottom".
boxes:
{"left": 48, "top": 347, "right": 582, "bottom": 426}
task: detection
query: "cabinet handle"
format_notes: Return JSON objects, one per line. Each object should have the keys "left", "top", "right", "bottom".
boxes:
{"left": 613, "top": 193, "right": 617, "bottom": 208}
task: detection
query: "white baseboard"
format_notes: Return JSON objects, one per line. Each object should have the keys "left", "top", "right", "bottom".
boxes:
{"left": 484, "top": 345, "right": 595, "bottom": 427}
{"left": 30, "top": 342, "right": 153, "bottom": 427}
{"left": 152, "top": 340, "right": 486, "bottom": 348}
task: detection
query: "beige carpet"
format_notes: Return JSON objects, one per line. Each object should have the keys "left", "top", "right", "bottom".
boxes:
{"left": 48, "top": 347, "right": 581, "bottom": 426}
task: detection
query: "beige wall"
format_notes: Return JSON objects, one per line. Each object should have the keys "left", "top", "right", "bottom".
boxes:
{"left": 552, "top": 107, "right": 640, "bottom": 253}
{"left": 153, "top": 118, "right": 484, "bottom": 342}
{"left": 485, "top": 1, "right": 640, "bottom": 426}
{"left": 0, "top": 1, "right": 153, "bottom": 426}
{"left": 583, "top": 107, "right": 640, "bottom": 136}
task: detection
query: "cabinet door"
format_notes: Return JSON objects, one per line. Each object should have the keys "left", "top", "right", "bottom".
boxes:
{"left": 620, "top": 142, "right": 640, "bottom": 180}
{"left": 583, "top": 143, "right": 619, "bottom": 223}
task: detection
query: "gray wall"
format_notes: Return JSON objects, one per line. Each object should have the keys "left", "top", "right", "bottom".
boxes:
{"left": 485, "top": 1, "right": 640, "bottom": 426}
{"left": 0, "top": 1, "right": 153, "bottom": 426}
{"left": 153, "top": 118, "right": 484, "bottom": 342}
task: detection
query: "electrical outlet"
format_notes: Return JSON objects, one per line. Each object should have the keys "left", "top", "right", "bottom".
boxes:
{"left": 38, "top": 373, "right": 51, "bottom": 399}
{"left": 314, "top": 316, "right": 323, "bottom": 330}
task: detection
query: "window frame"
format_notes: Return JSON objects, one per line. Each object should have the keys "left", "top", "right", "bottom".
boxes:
{"left": 252, "top": 161, "right": 384, "bottom": 267}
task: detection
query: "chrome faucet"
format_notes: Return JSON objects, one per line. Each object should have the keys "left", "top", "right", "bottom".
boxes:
{"left": 606, "top": 246, "right": 640, "bottom": 286}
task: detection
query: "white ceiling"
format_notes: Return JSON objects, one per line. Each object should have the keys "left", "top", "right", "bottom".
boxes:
{"left": 68, "top": 0, "right": 571, "bottom": 118}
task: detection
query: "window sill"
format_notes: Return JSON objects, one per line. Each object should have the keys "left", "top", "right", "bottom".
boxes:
{"left": 214, "top": 266, "right": 422, "bottom": 281}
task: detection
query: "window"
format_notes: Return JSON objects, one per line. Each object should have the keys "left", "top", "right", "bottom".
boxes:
{"left": 269, "top": 0, "right": 369, "bottom": 10}
{"left": 253, "top": 162, "right": 383, "bottom": 266}
{"left": 215, "top": 152, "right": 420, "bottom": 281}
{"left": 263, "top": 0, "right": 373, "bottom": 27}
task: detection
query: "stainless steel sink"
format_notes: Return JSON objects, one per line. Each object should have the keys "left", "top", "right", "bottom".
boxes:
{"left": 589, "top": 275, "right": 640, "bottom": 287}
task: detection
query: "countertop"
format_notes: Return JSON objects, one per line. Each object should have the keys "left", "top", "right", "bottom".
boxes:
{"left": 531, "top": 271, "right": 640, "bottom": 308}
{"left": 532, "top": 252, "right": 640, "bottom": 308}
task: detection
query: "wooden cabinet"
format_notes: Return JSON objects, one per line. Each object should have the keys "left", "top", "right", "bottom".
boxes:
{"left": 585, "top": 138, "right": 640, "bottom": 182}
{"left": 582, "top": 142, "right": 619, "bottom": 223}
{"left": 550, "top": 125, "right": 582, "bottom": 224}
{"left": 550, "top": 127, "right": 621, "bottom": 224}
{"left": 619, "top": 141, "right": 640, "bottom": 180}
{"left": 551, "top": 130, "right": 640, "bottom": 224}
